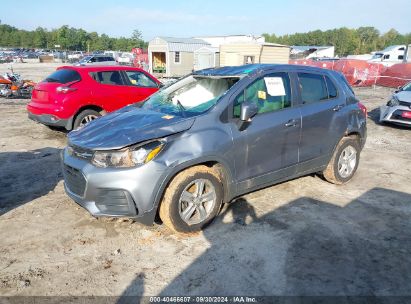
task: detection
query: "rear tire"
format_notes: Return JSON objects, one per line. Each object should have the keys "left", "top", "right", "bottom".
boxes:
{"left": 323, "top": 136, "right": 361, "bottom": 185}
{"left": 73, "top": 109, "right": 101, "bottom": 130}
{"left": 159, "top": 166, "right": 224, "bottom": 233}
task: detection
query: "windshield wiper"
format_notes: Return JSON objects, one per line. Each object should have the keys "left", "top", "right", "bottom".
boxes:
{"left": 176, "top": 99, "right": 186, "bottom": 118}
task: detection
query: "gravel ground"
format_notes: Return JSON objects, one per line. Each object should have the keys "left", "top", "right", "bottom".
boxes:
{"left": 0, "top": 63, "right": 410, "bottom": 298}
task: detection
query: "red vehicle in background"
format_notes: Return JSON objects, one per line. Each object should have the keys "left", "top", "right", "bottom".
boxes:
{"left": 27, "top": 66, "right": 161, "bottom": 130}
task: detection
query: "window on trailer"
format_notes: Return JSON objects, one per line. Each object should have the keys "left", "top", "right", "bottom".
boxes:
{"left": 175, "top": 52, "right": 180, "bottom": 63}
{"left": 244, "top": 56, "right": 255, "bottom": 64}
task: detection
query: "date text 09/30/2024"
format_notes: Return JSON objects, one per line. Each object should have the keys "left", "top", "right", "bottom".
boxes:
{"left": 149, "top": 296, "right": 257, "bottom": 303}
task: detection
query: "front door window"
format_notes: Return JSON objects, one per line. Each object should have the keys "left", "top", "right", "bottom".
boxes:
{"left": 233, "top": 72, "right": 292, "bottom": 117}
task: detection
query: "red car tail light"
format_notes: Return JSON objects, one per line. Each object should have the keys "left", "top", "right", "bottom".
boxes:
{"left": 358, "top": 102, "right": 367, "bottom": 117}
{"left": 56, "top": 86, "right": 77, "bottom": 94}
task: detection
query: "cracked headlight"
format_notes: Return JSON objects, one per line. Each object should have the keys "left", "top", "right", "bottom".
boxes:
{"left": 387, "top": 95, "right": 399, "bottom": 107}
{"left": 92, "top": 140, "right": 165, "bottom": 168}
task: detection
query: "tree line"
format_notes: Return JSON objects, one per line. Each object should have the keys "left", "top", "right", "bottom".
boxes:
{"left": 263, "top": 27, "right": 411, "bottom": 56}
{"left": 0, "top": 23, "right": 147, "bottom": 51}
{"left": 1, "top": 23, "right": 410, "bottom": 56}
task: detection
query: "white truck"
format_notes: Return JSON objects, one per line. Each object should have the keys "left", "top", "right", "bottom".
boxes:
{"left": 369, "top": 45, "right": 406, "bottom": 63}
{"left": 117, "top": 52, "right": 134, "bottom": 65}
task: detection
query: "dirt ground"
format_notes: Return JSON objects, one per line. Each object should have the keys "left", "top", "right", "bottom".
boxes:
{"left": 0, "top": 63, "right": 411, "bottom": 298}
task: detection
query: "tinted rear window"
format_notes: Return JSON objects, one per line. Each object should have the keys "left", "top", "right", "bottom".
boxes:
{"left": 298, "top": 73, "right": 328, "bottom": 103}
{"left": 44, "top": 69, "right": 81, "bottom": 84}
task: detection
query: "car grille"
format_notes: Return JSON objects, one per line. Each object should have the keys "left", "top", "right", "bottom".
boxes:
{"left": 63, "top": 164, "right": 87, "bottom": 197}
{"left": 70, "top": 145, "right": 94, "bottom": 161}
{"left": 399, "top": 101, "right": 411, "bottom": 108}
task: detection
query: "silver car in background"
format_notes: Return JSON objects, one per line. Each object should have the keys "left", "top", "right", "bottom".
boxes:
{"left": 74, "top": 55, "right": 117, "bottom": 66}
{"left": 380, "top": 82, "right": 411, "bottom": 126}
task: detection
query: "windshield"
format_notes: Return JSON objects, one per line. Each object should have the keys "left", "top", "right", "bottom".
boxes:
{"left": 402, "top": 82, "right": 411, "bottom": 92}
{"left": 382, "top": 45, "right": 399, "bottom": 52}
{"left": 372, "top": 53, "right": 383, "bottom": 59}
{"left": 79, "top": 56, "right": 92, "bottom": 63}
{"left": 140, "top": 75, "right": 239, "bottom": 117}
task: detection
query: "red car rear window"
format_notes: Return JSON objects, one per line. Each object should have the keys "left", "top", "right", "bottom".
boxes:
{"left": 43, "top": 69, "right": 81, "bottom": 84}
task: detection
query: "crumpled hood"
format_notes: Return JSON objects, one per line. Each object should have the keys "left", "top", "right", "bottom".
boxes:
{"left": 395, "top": 91, "right": 411, "bottom": 104}
{"left": 68, "top": 106, "right": 195, "bottom": 150}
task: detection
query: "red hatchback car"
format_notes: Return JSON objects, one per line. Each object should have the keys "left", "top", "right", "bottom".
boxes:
{"left": 27, "top": 66, "right": 161, "bottom": 130}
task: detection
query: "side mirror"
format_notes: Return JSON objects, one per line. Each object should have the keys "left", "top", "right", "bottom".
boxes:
{"left": 158, "top": 82, "right": 164, "bottom": 88}
{"left": 240, "top": 101, "right": 258, "bottom": 121}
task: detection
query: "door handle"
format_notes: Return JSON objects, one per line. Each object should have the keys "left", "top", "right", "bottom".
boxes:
{"left": 333, "top": 104, "right": 344, "bottom": 112}
{"left": 285, "top": 119, "right": 297, "bottom": 127}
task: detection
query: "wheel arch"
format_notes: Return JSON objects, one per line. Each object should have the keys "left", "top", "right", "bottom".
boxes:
{"left": 152, "top": 157, "right": 236, "bottom": 220}
{"left": 322, "top": 132, "right": 362, "bottom": 185}
{"left": 322, "top": 129, "right": 363, "bottom": 172}
{"left": 344, "top": 127, "right": 365, "bottom": 149}
{"left": 345, "top": 130, "right": 361, "bottom": 140}
{"left": 70, "top": 104, "right": 105, "bottom": 130}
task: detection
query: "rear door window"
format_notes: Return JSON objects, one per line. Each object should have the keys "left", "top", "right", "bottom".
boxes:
{"left": 90, "top": 71, "right": 125, "bottom": 85}
{"left": 125, "top": 71, "right": 158, "bottom": 87}
{"left": 43, "top": 69, "right": 81, "bottom": 84}
{"left": 297, "top": 73, "right": 328, "bottom": 104}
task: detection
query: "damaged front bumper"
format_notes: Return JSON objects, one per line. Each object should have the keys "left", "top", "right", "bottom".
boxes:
{"left": 379, "top": 105, "right": 411, "bottom": 126}
{"left": 61, "top": 147, "right": 169, "bottom": 225}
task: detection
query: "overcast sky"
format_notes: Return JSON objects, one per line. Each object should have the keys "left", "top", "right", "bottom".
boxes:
{"left": 3, "top": 0, "right": 410, "bottom": 40}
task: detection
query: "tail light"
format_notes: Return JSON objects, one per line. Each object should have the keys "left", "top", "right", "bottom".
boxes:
{"left": 11, "top": 85, "right": 18, "bottom": 91}
{"left": 358, "top": 102, "right": 367, "bottom": 118}
{"left": 56, "top": 86, "right": 77, "bottom": 94}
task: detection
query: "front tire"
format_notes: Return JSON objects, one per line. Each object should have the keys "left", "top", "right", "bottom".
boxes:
{"left": 73, "top": 109, "right": 101, "bottom": 130}
{"left": 159, "top": 166, "right": 223, "bottom": 233}
{"left": 323, "top": 136, "right": 361, "bottom": 185}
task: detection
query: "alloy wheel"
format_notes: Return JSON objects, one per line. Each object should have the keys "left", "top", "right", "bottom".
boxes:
{"left": 178, "top": 179, "right": 217, "bottom": 225}
{"left": 338, "top": 145, "right": 357, "bottom": 178}
{"left": 79, "top": 114, "right": 98, "bottom": 128}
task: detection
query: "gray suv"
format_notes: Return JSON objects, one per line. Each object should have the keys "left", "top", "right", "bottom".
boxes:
{"left": 62, "top": 64, "right": 367, "bottom": 233}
